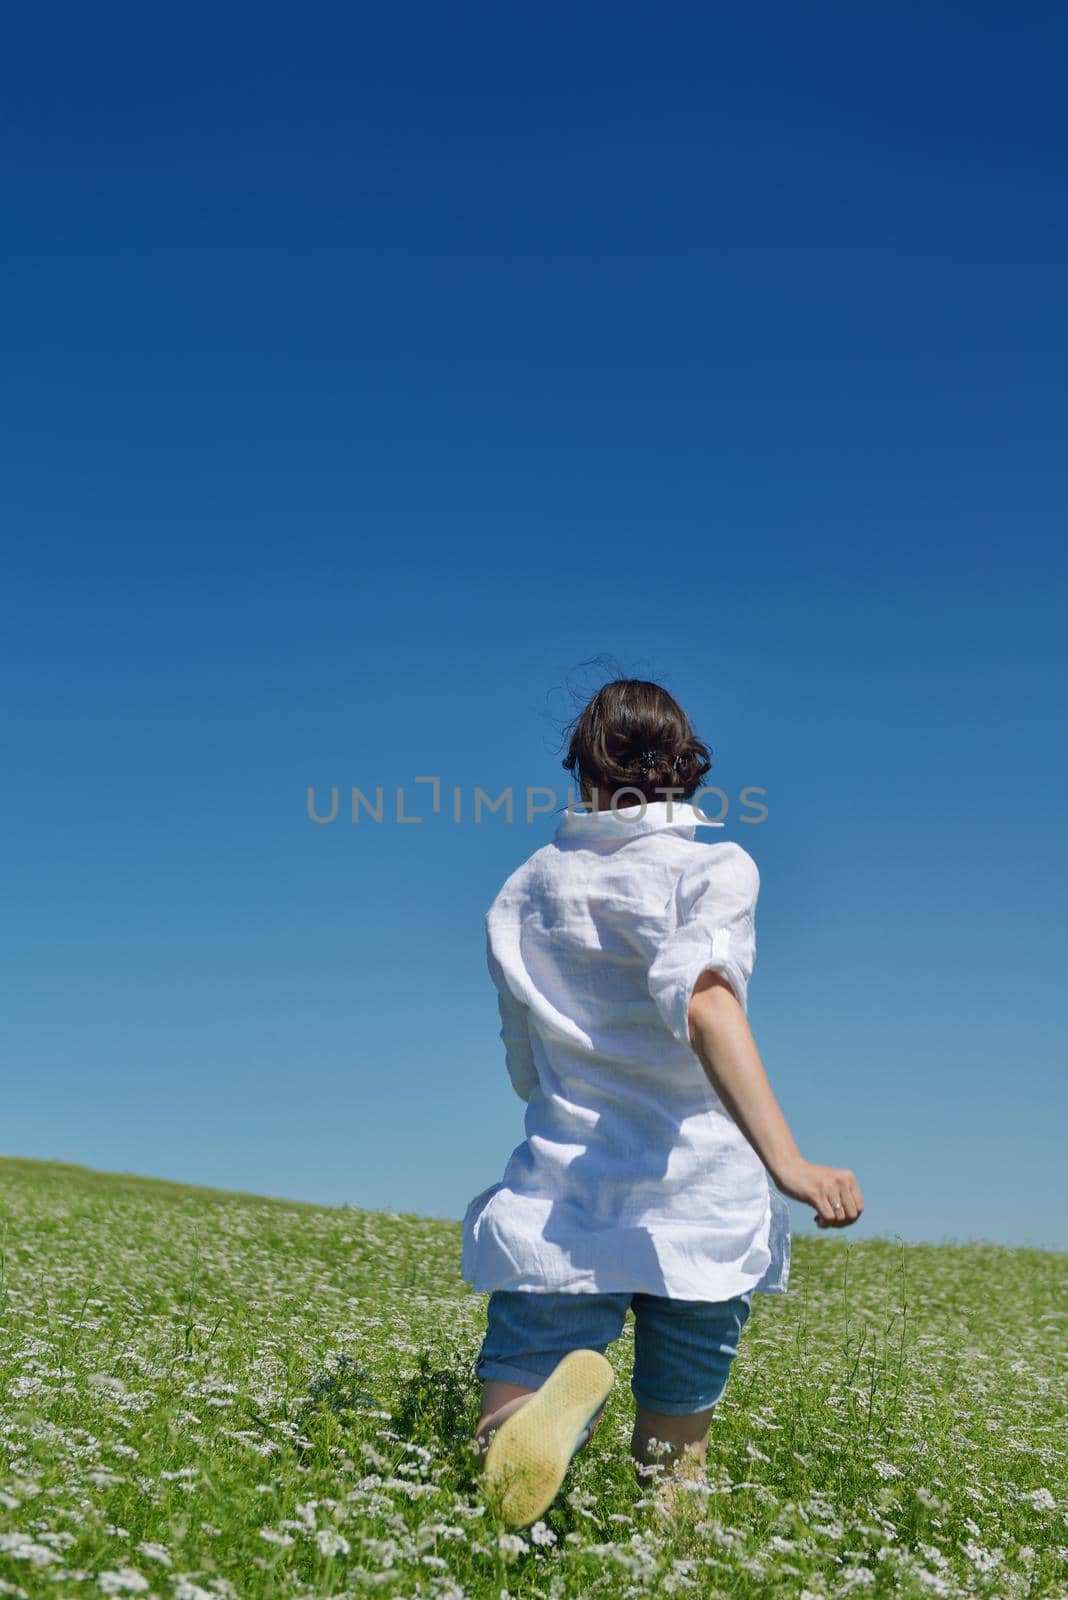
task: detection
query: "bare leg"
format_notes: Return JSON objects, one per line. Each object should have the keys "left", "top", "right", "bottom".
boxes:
{"left": 631, "top": 1404, "right": 716, "bottom": 1508}
{"left": 472, "top": 1379, "right": 537, "bottom": 1457}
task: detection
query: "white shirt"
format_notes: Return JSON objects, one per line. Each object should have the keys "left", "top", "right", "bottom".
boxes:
{"left": 461, "top": 799, "right": 791, "bottom": 1300}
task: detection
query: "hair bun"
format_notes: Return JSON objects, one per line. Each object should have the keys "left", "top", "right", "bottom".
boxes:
{"left": 561, "top": 678, "right": 713, "bottom": 803}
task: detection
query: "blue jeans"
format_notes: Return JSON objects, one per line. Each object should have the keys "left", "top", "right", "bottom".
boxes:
{"left": 476, "top": 1288, "right": 753, "bottom": 1416}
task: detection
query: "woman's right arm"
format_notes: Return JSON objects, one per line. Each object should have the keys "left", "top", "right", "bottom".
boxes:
{"left": 687, "top": 970, "right": 864, "bottom": 1229}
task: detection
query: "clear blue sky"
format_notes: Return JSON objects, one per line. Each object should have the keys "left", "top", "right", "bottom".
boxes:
{"left": 3, "top": 5, "right": 1065, "bottom": 1252}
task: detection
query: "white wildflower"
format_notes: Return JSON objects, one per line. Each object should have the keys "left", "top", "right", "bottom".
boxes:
{"left": 913, "top": 1573, "right": 951, "bottom": 1597}
{"left": 315, "top": 1529, "right": 350, "bottom": 1557}
{"left": 98, "top": 1569, "right": 149, "bottom": 1595}
{"left": 1028, "top": 1487, "right": 1055, "bottom": 1511}
{"left": 530, "top": 1521, "right": 557, "bottom": 1546}
{"left": 498, "top": 1533, "right": 529, "bottom": 1556}
{"left": 963, "top": 1541, "right": 1002, "bottom": 1573}
{"left": 174, "top": 1582, "right": 217, "bottom": 1600}
{"left": 0, "top": 1532, "right": 57, "bottom": 1566}
{"left": 294, "top": 1500, "right": 318, "bottom": 1530}
{"left": 872, "top": 1460, "right": 902, "bottom": 1479}
{"left": 258, "top": 1527, "right": 294, "bottom": 1546}
{"left": 88, "top": 1374, "right": 128, "bottom": 1396}
{"left": 136, "top": 1542, "right": 171, "bottom": 1565}
{"left": 9, "top": 1377, "right": 43, "bottom": 1398}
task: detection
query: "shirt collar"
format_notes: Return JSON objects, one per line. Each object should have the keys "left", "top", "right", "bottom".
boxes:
{"left": 555, "top": 799, "right": 724, "bottom": 841}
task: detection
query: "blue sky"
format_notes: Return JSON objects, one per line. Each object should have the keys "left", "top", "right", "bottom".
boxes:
{"left": 2, "top": 4, "right": 1065, "bottom": 1253}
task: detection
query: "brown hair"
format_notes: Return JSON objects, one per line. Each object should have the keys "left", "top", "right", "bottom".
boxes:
{"left": 561, "top": 678, "right": 712, "bottom": 806}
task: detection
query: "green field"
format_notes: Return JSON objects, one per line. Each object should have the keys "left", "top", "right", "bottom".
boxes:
{"left": 0, "top": 1157, "right": 1064, "bottom": 1599}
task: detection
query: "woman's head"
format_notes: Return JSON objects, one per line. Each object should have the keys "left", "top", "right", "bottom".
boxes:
{"left": 561, "top": 679, "right": 712, "bottom": 807}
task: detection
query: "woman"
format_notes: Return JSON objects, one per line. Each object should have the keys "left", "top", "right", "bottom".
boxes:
{"left": 461, "top": 678, "right": 863, "bottom": 1526}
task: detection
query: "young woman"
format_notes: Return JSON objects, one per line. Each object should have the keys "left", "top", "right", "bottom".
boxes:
{"left": 461, "top": 678, "right": 863, "bottom": 1526}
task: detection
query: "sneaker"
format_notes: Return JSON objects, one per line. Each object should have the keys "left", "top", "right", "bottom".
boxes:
{"left": 482, "top": 1349, "right": 615, "bottom": 1528}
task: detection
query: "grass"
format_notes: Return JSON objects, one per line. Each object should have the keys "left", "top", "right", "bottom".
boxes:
{"left": 0, "top": 1157, "right": 1064, "bottom": 1599}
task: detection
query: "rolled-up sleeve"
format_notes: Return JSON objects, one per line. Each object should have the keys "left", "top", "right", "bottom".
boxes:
{"left": 647, "top": 843, "right": 760, "bottom": 1046}
{"left": 486, "top": 931, "right": 539, "bottom": 1102}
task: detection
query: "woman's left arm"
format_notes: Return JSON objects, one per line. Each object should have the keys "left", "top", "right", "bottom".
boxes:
{"left": 487, "top": 940, "right": 538, "bottom": 1103}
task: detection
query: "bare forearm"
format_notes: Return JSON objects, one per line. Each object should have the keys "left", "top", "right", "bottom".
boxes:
{"left": 688, "top": 982, "right": 801, "bottom": 1184}
{"left": 687, "top": 973, "right": 865, "bottom": 1227}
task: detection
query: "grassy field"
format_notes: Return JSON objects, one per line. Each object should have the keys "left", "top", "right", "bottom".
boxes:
{"left": 0, "top": 1157, "right": 1064, "bottom": 1600}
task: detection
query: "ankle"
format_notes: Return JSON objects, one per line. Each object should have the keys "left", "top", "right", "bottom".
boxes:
{"left": 472, "top": 1393, "right": 534, "bottom": 1458}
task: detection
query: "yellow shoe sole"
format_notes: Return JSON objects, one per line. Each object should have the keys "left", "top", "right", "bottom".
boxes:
{"left": 482, "top": 1349, "right": 615, "bottom": 1528}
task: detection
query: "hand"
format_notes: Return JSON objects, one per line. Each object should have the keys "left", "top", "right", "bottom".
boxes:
{"left": 772, "top": 1157, "right": 864, "bottom": 1228}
